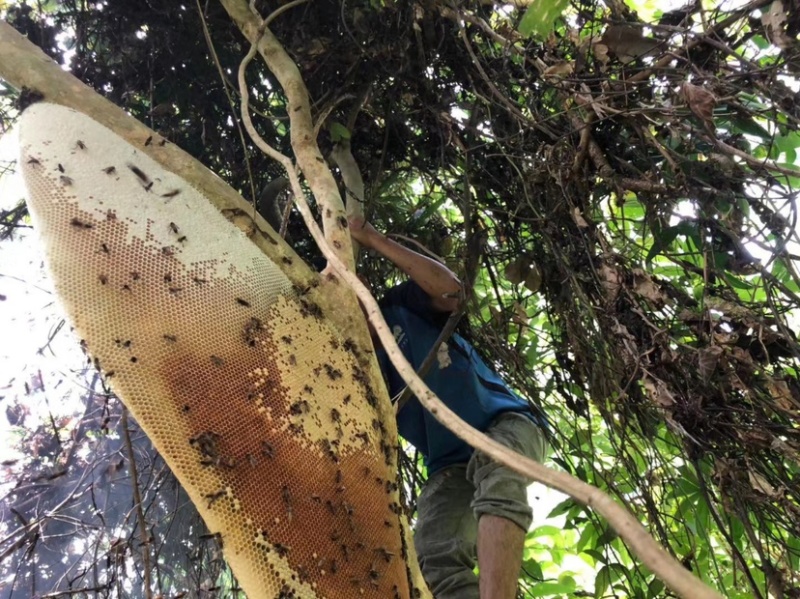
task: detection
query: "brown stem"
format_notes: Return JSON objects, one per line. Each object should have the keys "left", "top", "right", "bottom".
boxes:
{"left": 121, "top": 408, "right": 152, "bottom": 599}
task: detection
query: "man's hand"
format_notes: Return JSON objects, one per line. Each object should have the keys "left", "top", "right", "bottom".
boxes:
{"left": 348, "top": 216, "right": 381, "bottom": 249}
{"left": 348, "top": 217, "right": 461, "bottom": 313}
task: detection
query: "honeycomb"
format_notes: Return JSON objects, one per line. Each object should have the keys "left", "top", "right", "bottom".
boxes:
{"left": 18, "top": 103, "right": 429, "bottom": 599}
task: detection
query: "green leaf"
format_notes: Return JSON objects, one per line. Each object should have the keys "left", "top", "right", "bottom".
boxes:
{"left": 547, "top": 497, "right": 578, "bottom": 518}
{"left": 529, "top": 576, "right": 577, "bottom": 597}
{"left": 648, "top": 578, "right": 666, "bottom": 598}
{"left": 329, "top": 121, "right": 351, "bottom": 142}
{"left": 646, "top": 220, "right": 697, "bottom": 263}
{"left": 522, "top": 557, "right": 544, "bottom": 581}
{"left": 518, "top": 0, "right": 570, "bottom": 38}
{"left": 725, "top": 115, "right": 771, "bottom": 140}
{"left": 595, "top": 564, "right": 629, "bottom": 598}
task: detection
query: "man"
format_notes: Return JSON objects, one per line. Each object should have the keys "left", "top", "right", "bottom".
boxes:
{"left": 348, "top": 217, "right": 549, "bottom": 599}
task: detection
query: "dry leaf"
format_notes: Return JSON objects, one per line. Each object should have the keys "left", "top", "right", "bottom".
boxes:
{"left": 543, "top": 61, "right": 574, "bottom": 79}
{"left": 572, "top": 206, "right": 590, "bottom": 228}
{"left": 504, "top": 256, "right": 530, "bottom": 284}
{"left": 748, "top": 470, "right": 777, "bottom": 497}
{"left": 511, "top": 302, "right": 530, "bottom": 326}
{"left": 631, "top": 268, "right": 664, "bottom": 305}
{"left": 598, "top": 263, "right": 621, "bottom": 302}
{"left": 601, "top": 25, "right": 660, "bottom": 64}
{"left": 593, "top": 42, "right": 610, "bottom": 65}
{"left": 766, "top": 377, "right": 798, "bottom": 412}
{"left": 762, "top": 0, "right": 793, "bottom": 49}
{"left": 698, "top": 346, "right": 724, "bottom": 381}
{"left": 682, "top": 82, "right": 716, "bottom": 130}
{"left": 524, "top": 263, "right": 543, "bottom": 293}
{"left": 643, "top": 375, "right": 676, "bottom": 408}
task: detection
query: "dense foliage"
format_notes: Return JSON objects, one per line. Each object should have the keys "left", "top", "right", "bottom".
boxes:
{"left": 2, "top": 0, "right": 800, "bottom": 597}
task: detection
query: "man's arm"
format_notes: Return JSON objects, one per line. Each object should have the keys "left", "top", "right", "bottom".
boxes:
{"left": 349, "top": 217, "right": 462, "bottom": 312}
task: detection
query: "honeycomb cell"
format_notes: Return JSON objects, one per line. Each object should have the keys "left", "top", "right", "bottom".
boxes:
{"left": 18, "top": 103, "right": 429, "bottom": 599}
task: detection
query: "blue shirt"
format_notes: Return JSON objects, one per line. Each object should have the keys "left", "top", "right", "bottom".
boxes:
{"left": 377, "top": 281, "right": 543, "bottom": 475}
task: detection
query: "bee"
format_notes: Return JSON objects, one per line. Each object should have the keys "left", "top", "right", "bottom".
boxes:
{"left": 204, "top": 489, "right": 226, "bottom": 508}
{"left": 324, "top": 364, "right": 342, "bottom": 380}
{"left": 281, "top": 484, "right": 292, "bottom": 520}
{"left": 127, "top": 164, "right": 150, "bottom": 184}
{"left": 169, "top": 222, "right": 179, "bottom": 234}
{"left": 161, "top": 189, "right": 181, "bottom": 198}
{"left": 144, "top": 135, "right": 153, "bottom": 146}
{"left": 337, "top": 216, "right": 348, "bottom": 228}
{"left": 331, "top": 408, "right": 341, "bottom": 423}
{"left": 281, "top": 256, "right": 293, "bottom": 265}
{"left": 163, "top": 334, "right": 177, "bottom": 343}
{"left": 177, "top": 235, "right": 187, "bottom": 243}
{"left": 261, "top": 441, "right": 274, "bottom": 459}
{"left": 131, "top": 271, "right": 140, "bottom": 281}
{"left": 289, "top": 400, "right": 309, "bottom": 415}
{"left": 102, "top": 166, "right": 116, "bottom": 175}
{"left": 164, "top": 273, "right": 172, "bottom": 283}
{"left": 168, "top": 286, "right": 182, "bottom": 294}
{"left": 161, "top": 246, "right": 174, "bottom": 256}
{"left": 235, "top": 297, "right": 251, "bottom": 307}
{"left": 190, "top": 431, "right": 221, "bottom": 460}
{"left": 99, "top": 274, "right": 108, "bottom": 285}
{"left": 144, "top": 181, "right": 153, "bottom": 192}
{"left": 27, "top": 157, "right": 40, "bottom": 166}
{"left": 193, "top": 277, "right": 207, "bottom": 285}
{"left": 76, "top": 140, "right": 87, "bottom": 150}
{"left": 100, "top": 243, "right": 109, "bottom": 254}
{"left": 210, "top": 355, "right": 224, "bottom": 367}
{"left": 60, "top": 175, "right": 73, "bottom": 186}
{"left": 57, "top": 163, "right": 65, "bottom": 173}
{"left": 70, "top": 218, "right": 93, "bottom": 229}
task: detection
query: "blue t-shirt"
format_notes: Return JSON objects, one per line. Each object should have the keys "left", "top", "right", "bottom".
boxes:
{"left": 377, "top": 281, "right": 544, "bottom": 475}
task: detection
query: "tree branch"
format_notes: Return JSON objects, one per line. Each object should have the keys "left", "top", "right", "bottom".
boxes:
{"left": 219, "top": 0, "right": 355, "bottom": 271}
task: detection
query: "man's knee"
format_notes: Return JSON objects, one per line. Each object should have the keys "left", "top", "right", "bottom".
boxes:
{"left": 467, "top": 412, "right": 548, "bottom": 531}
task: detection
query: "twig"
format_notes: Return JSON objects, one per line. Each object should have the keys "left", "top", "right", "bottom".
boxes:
{"left": 394, "top": 306, "right": 464, "bottom": 412}
{"left": 222, "top": 0, "right": 353, "bottom": 269}
{"left": 194, "top": 0, "right": 258, "bottom": 209}
{"left": 121, "top": 408, "right": 152, "bottom": 599}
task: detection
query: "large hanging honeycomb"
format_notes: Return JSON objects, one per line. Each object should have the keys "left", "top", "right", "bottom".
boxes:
{"left": 18, "top": 103, "right": 429, "bottom": 599}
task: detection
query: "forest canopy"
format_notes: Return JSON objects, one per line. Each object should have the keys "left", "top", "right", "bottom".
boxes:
{"left": 1, "top": 0, "right": 800, "bottom": 597}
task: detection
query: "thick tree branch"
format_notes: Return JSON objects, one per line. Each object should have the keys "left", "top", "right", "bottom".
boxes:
{"left": 219, "top": 0, "right": 355, "bottom": 271}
